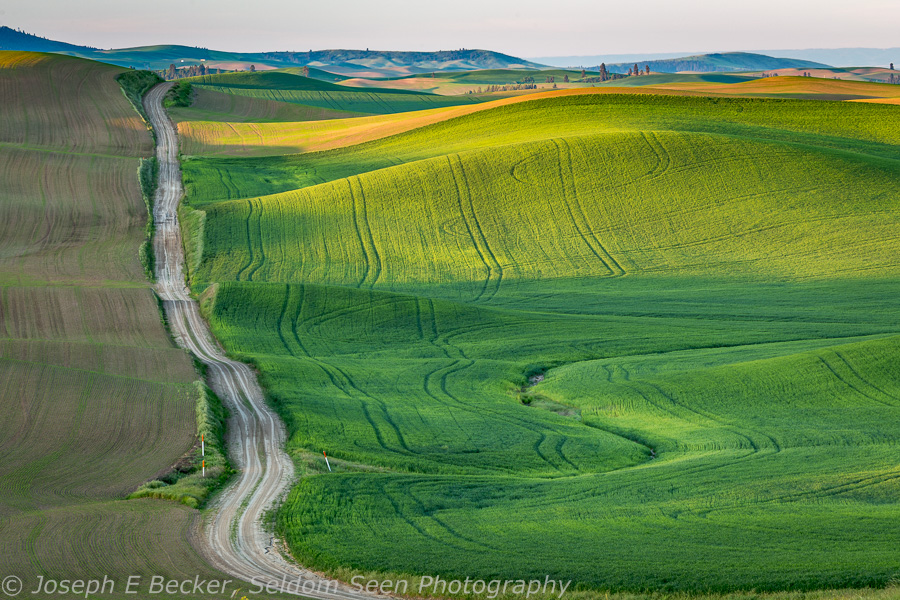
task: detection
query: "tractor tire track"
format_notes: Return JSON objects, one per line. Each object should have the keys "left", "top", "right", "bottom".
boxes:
{"left": 348, "top": 176, "right": 382, "bottom": 289}
{"left": 447, "top": 154, "right": 502, "bottom": 302}
{"left": 235, "top": 199, "right": 255, "bottom": 282}
{"left": 553, "top": 139, "right": 625, "bottom": 277}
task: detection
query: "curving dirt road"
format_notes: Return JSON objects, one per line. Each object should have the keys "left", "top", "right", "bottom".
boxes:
{"left": 144, "top": 83, "right": 367, "bottom": 599}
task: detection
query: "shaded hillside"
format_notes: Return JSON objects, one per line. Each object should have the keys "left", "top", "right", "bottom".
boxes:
{"left": 0, "top": 25, "right": 98, "bottom": 53}
{"left": 599, "top": 52, "right": 828, "bottom": 73}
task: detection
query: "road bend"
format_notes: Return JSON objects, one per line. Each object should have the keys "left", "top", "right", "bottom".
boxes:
{"left": 144, "top": 83, "right": 370, "bottom": 600}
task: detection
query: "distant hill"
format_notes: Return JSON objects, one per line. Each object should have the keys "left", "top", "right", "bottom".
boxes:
{"left": 268, "top": 49, "right": 544, "bottom": 74}
{"left": 537, "top": 49, "right": 898, "bottom": 70}
{"left": 598, "top": 52, "right": 828, "bottom": 74}
{"left": 0, "top": 25, "right": 99, "bottom": 53}
{"left": 0, "top": 27, "right": 544, "bottom": 76}
{"left": 530, "top": 52, "right": 703, "bottom": 68}
{"left": 760, "top": 47, "right": 899, "bottom": 68}
{"left": 534, "top": 51, "right": 852, "bottom": 70}
{"left": 183, "top": 68, "right": 493, "bottom": 116}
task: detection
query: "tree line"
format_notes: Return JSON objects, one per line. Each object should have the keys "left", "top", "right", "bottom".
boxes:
{"left": 580, "top": 63, "right": 629, "bottom": 82}
{"left": 466, "top": 83, "right": 538, "bottom": 93}
{"left": 159, "top": 63, "right": 220, "bottom": 80}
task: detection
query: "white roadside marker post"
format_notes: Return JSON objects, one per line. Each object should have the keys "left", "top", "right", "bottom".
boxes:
{"left": 323, "top": 451, "right": 332, "bottom": 472}
{"left": 202, "top": 434, "right": 206, "bottom": 477}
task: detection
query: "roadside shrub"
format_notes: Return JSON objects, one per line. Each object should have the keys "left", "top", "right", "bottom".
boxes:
{"left": 165, "top": 81, "right": 194, "bottom": 108}
{"left": 129, "top": 382, "right": 233, "bottom": 508}
{"left": 137, "top": 157, "right": 158, "bottom": 281}
{"left": 116, "top": 69, "right": 163, "bottom": 123}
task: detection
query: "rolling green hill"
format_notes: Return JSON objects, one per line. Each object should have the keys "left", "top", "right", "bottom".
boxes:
{"left": 169, "top": 86, "right": 366, "bottom": 124}
{"left": 178, "top": 88, "right": 900, "bottom": 593}
{"left": 183, "top": 68, "right": 498, "bottom": 115}
{"left": 186, "top": 70, "right": 385, "bottom": 92}
{"left": 181, "top": 93, "right": 900, "bottom": 203}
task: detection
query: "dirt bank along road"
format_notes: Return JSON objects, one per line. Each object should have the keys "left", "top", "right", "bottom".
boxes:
{"left": 144, "top": 83, "right": 369, "bottom": 600}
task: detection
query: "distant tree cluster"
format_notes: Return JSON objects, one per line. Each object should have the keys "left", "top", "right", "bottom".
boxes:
{"left": 582, "top": 62, "right": 650, "bottom": 80}
{"left": 261, "top": 52, "right": 305, "bottom": 64}
{"left": 581, "top": 64, "right": 626, "bottom": 83}
{"left": 159, "top": 63, "right": 219, "bottom": 80}
{"left": 163, "top": 81, "right": 193, "bottom": 108}
{"left": 467, "top": 83, "right": 538, "bottom": 94}
{"left": 761, "top": 72, "right": 781, "bottom": 78}
{"left": 581, "top": 63, "right": 612, "bottom": 82}
{"left": 889, "top": 73, "right": 900, "bottom": 84}
{"left": 627, "top": 64, "right": 652, "bottom": 76}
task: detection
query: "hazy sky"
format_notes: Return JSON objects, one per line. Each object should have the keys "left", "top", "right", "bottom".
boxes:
{"left": 3, "top": 0, "right": 896, "bottom": 57}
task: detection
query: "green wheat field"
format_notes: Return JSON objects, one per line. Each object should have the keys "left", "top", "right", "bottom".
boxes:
{"left": 178, "top": 89, "right": 900, "bottom": 592}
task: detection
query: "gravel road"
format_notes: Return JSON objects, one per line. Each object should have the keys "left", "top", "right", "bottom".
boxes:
{"left": 144, "top": 83, "right": 369, "bottom": 600}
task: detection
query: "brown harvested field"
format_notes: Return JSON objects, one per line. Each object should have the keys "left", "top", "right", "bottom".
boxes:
{"left": 0, "top": 146, "right": 148, "bottom": 284}
{"left": 627, "top": 75, "right": 900, "bottom": 101}
{"left": 338, "top": 75, "right": 482, "bottom": 95}
{"left": 0, "top": 360, "right": 196, "bottom": 509}
{"left": 0, "top": 285, "right": 194, "bottom": 365}
{"left": 1, "top": 500, "right": 225, "bottom": 597}
{"left": 0, "top": 51, "right": 226, "bottom": 595}
{"left": 0, "top": 52, "right": 151, "bottom": 154}
{"left": 744, "top": 66, "right": 899, "bottom": 83}
{"left": 850, "top": 97, "right": 900, "bottom": 105}
{"left": 0, "top": 51, "right": 152, "bottom": 285}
